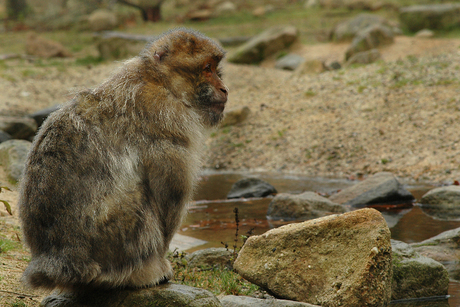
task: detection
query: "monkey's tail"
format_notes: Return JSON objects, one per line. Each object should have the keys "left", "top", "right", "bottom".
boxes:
{"left": 21, "top": 255, "right": 102, "bottom": 290}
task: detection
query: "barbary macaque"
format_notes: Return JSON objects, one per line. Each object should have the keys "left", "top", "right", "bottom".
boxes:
{"left": 19, "top": 28, "right": 228, "bottom": 291}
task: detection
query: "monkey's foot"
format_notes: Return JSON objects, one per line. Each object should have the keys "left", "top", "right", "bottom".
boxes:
{"left": 126, "top": 257, "right": 173, "bottom": 288}
{"left": 158, "top": 275, "right": 170, "bottom": 285}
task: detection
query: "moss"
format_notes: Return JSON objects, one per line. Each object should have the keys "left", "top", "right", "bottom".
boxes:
{"left": 392, "top": 256, "right": 449, "bottom": 300}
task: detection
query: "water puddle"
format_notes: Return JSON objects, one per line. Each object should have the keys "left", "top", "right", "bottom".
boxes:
{"left": 178, "top": 171, "right": 460, "bottom": 306}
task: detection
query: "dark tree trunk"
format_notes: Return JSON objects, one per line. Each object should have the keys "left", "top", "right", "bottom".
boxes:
{"left": 117, "top": 0, "right": 163, "bottom": 22}
{"left": 144, "top": 5, "right": 161, "bottom": 22}
{"left": 6, "top": 0, "right": 28, "bottom": 19}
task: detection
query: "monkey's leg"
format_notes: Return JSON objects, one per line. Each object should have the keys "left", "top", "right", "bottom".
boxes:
{"left": 126, "top": 253, "right": 173, "bottom": 288}
{"left": 123, "top": 207, "right": 177, "bottom": 288}
{"left": 124, "top": 206, "right": 185, "bottom": 288}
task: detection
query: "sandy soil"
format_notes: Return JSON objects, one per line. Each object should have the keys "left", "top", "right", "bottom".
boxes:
{"left": 1, "top": 34, "right": 460, "bottom": 305}
{"left": 206, "top": 35, "right": 460, "bottom": 184}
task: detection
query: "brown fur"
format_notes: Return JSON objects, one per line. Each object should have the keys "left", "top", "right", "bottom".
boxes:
{"left": 18, "top": 28, "right": 227, "bottom": 291}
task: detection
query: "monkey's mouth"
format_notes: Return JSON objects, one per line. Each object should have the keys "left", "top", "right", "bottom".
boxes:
{"left": 212, "top": 102, "right": 226, "bottom": 113}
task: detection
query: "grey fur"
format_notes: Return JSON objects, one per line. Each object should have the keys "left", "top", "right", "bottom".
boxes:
{"left": 19, "top": 28, "right": 227, "bottom": 291}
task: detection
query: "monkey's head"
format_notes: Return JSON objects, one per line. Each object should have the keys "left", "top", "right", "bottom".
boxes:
{"left": 142, "top": 28, "right": 228, "bottom": 127}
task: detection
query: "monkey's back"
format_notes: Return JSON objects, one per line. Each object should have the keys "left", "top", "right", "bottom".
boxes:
{"left": 18, "top": 98, "right": 170, "bottom": 289}
{"left": 18, "top": 27, "right": 226, "bottom": 291}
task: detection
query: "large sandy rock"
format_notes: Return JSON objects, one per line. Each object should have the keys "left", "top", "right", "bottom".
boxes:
{"left": 228, "top": 26, "right": 298, "bottom": 64}
{"left": 234, "top": 208, "right": 392, "bottom": 306}
{"left": 399, "top": 4, "right": 460, "bottom": 32}
{"left": 419, "top": 185, "right": 460, "bottom": 219}
{"left": 41, "top": 283, "right": 222, "bottom": 307}
{"left": 328, "top": 172, "right": 414, "bottom": 207}
{"left": 266, "top": 192, "right": 346, "bottom": 221}
{"left": 391, "top": 240, "right": 449, "bottom": 300}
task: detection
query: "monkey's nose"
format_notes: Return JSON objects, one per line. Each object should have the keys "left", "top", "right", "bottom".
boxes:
{"left": 220, "top": 86, "right": 229, "bottom": 95}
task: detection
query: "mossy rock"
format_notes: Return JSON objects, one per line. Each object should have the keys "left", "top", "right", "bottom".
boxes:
{"left": 391, "top": 240, "right": 449, "bottom": 300}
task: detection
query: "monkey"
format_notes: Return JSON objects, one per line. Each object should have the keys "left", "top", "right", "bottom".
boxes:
{"left": 18, "top": 28, "right": 228, "bottom": 291}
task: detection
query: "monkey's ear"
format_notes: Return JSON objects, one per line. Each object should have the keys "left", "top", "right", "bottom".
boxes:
{"left": 154, "top": 50, "right": 166, "bottom": 62}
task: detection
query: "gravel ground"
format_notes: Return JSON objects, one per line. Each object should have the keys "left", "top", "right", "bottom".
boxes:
{"left": 207, "top": 36, "right": 460, "bottom": 185}
{"left": 1, "top": 35, "right": 460, "bottom": 187}
{"left": 1, "top": 34, "right": 460, "bottom": 306}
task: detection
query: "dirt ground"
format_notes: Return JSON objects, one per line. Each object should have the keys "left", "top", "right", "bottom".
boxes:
{"left": 206, "top": 35, "right": 460, "bottom": 184}
{"left": 2, "top": 34, "right": 460, "bottom": 305}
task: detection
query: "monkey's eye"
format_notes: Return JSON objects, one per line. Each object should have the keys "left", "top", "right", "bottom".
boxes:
{"left": 204, "top": 63, "right": 213, "bottom": 73}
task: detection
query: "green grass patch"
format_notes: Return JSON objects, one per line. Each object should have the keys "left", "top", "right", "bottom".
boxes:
{"left": 21, "top": 69, "right": 38, "bottom": 78}
{"left": 0, "top": 238, "right": 20, "bottom": 253}
{"left": 9, "top": 301, "right": 27, "bottom": 307}
{"left": 357, "top": 85, "right": 367, "bottom": 93}
{"left": 75, "top": 56, "right": 104, "bottom": 66}
{"left": 391, "top": 78, "right": 410, "bottom": 88}
{"left": 305, "top": 90, "right": 316, "bottom": 97}
{"left": 0, "top": 73, "right": 17, "bottom": 82}
{"left": 434, "top": 78, "right": 457, "bottom": 86}
{"left": 169, "top": 252, "right": 259, "bottom": 296}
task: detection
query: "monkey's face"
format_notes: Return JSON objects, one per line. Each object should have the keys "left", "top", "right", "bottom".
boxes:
{"left": 195, "top": 59, "right": 228, "bottom": 126}
{"left": 143, "top": 29, "right": 228, "bottom": 126}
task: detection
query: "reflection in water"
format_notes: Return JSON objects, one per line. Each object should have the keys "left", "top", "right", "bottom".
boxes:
{"left": 390, "top": 206, "right": 460, "bottom": 243}
{"left": 180, "top": 172, "right": 460, "bottom": 307}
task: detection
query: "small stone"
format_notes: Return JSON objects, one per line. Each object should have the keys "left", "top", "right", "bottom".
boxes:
{"left": 420, "top": 186, "right": 460, "bottom": 220}
{"left": 220, "top": 106, "right": 250, "bottom": 127}
{"left": 0, "top": 140, "right": 32, "bottom": 183}
{"left": 328, "top": 61, "right": 342, "bottom": 70}
{"left": 293, "top": 59, "right": 325, "bottom": 75}
{"left": 185, "top": 247, "right": 233, "bottom": 269}
{"left": 88, "top": 9, "right": 118, "bottom": 32}
{"left": 275, "top": 54, "right": 305, "bottom": 71}
{"left": 0, "top": 131, "right": 12, "bottom": 143}
{"left": 329, "top": 172, "right": 414, "bottom": 207}
{"left": 392, "top": 240, "right": 449, "bottom": 300}
{"left": 266, "top": 192, "right": 346, "bottom": 220}
{"left": 346, "top": 48, "right": 381, "bottom": 65}
{"left": 331, "top": 13, "right": 391, "bottom": 42}
{"left": 399, "top": 4, "right": 460, "bottom": 32}
{"left": 221, "top": 295, "right": 320, "bottom": 306}
{"left": 345, "top": 24, "right": 394, "bottom": 60}
{"left": 227, "top": 178, "right": 277, "bottom": 199}
{"left": 411, "top": 227, "right": 460, "bottom": 280}
{"left": 29, "top": 104, "right": 61, "bottom": 128}
{"left": 415, "top": 29, "right": 435, "bottom": 38}
{"left": 0, "top": 116, "right": 37, "bottom": 140}
{"left": 214, "top": 2, "right": 237, "bottom": 16}
{"left": 228, "top": 26, "right": 298, "bottom": 64}
{"left": 26, "top": 33, "right": 72, "bottom": 58}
